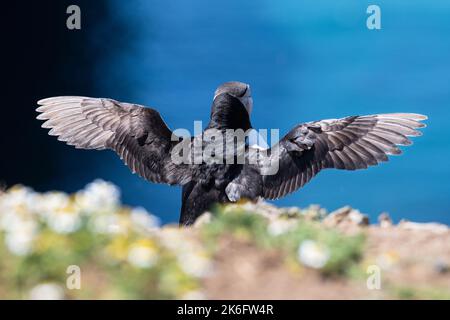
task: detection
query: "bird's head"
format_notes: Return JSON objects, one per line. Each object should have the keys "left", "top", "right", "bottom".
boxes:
{"left": 214, "top": 81, "right": 253, "bottom": 115}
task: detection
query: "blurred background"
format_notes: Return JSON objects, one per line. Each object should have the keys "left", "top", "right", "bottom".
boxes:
{"left": 2, "top": 0, "right": 449, "bottom": 224}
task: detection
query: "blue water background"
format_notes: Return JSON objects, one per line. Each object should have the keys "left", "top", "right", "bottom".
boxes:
{"left": 52, "top": 0, "right": 450, "bottom": 224}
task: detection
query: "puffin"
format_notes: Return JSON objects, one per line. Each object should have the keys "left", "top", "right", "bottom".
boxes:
{"left": 36, "top": 81, "right": 427, "bottom": 226}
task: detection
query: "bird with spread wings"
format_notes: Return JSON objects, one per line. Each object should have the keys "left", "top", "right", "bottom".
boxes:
{"left": 37, "top": 81, "right": 427, "bottom": 225}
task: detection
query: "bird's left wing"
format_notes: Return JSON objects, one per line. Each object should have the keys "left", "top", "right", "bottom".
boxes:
{"left": 37, "top": 96, "right": 191, "bottom": 185}
{"left": 260, "top": 113, "right": 427, "bottom": 199}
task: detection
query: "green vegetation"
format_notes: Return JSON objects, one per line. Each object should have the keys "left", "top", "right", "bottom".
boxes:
{"left": 0, "top": 181, "right": 209, "bottom": 299}
{"left": 1, "top": 180, "right": 446, "bottom": 299}
{"left": 202, "top": 203, "right": 365, "bottom": 276}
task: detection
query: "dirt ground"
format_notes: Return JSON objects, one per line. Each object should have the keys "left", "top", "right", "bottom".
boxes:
{"left": 202, "top": 220, "right": 450, "bottom": 299}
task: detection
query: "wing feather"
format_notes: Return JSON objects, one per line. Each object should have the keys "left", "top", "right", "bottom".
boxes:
{"left": 260, "top": 113, "right": 427, "bottom": 199}
{"left": 37, "top": 96, "right": 190, "bottom": 185}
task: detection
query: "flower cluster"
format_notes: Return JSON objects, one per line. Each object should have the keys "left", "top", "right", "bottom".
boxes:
{"left": 0, "top": 180, "right": 211, "bottom": 299}
{"left": 0, "top": 180, "right": 365, "bottom": 299}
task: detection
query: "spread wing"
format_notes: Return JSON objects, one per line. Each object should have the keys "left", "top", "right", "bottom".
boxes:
{"left": 36, "top": 96, "right": 191, "bottom": 185}
{"left": 260, "top": 113, "right": 427, "bottom": 199}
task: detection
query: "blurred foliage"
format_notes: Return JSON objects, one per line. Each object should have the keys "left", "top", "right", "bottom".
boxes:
{"left": 203, "top": 203, "right": 365, "bottom": 276}
{"left": 0, "top": 180, "right": 367, "bottom": 299}
{"left": 392, "top": 286, "right": 450, "bottom": 300}
{"left": 0, "top": 180, "right": 209, "bottom": 299}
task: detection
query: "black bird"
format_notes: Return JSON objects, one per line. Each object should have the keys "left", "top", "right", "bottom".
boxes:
{"left": 36, "top": 81, "right": 427, "bottom": 225}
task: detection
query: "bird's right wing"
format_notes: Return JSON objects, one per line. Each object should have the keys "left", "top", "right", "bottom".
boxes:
{"left": 37, "top": 96, "right": 191, "bottom": 185}
{"left": 260, "top": 113, "right": 427, "bottom": 199}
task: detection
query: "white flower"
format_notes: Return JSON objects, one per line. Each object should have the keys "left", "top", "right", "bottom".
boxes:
{"left": 29, "top": 283, "right": 65, "bottom": 300}
{"left": 0, "top": 186, "right": 36, "bottom": 213}
{"left": 89, "top": 213, "right": 129, "bottom": 235}
{"left": 267, "top": 219, "right": 296, "bottom": 236}
{"left": 90, "top": 213, "right": 117, "bottom": 234}
{"left": 4, "top": 219, "right": 38, "bottom": 256}
{"left": 75, "top": 179, "right": 120, "bottom": 213}
{"left": 46, "top": 210, "right": 81, "bottom": 234}
{"left": 158, "top": 227, "right": 186, "bottom": 251}
{"left": 33, "top": 192, "right": 70, "bottom": 217}
{"left": 178, "top": 251, "right": 212, "bottom": 278}
{"left": 0, "top": 210, "right": 32, "bottom": 234}
{"left": 157, "top": 229, "right": 212, "bottom": 277}
{"left": 30, "top": 192, "right": 82, "bottom": 234}
{"left": 0, "top": 186, "right": 38, "bottom": 233}
{"left": 130, "top": 207, "right": 160, "bottom": 232}
{"left": 298, "top": 239, "right": 330, "bottom": 269}
{"left": 127, "top": 244, "right": 158, "bottom": 269}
